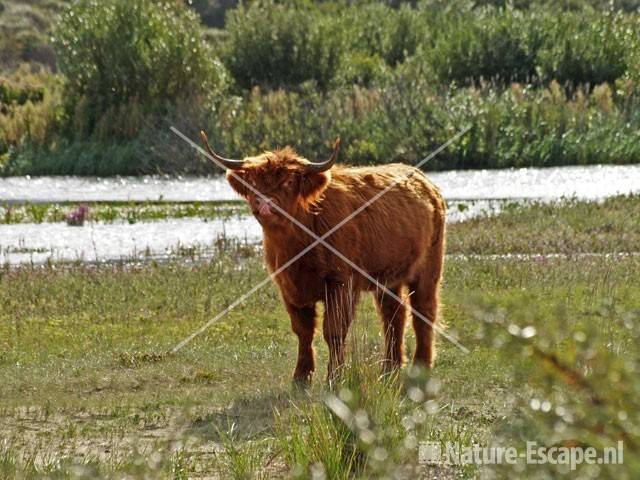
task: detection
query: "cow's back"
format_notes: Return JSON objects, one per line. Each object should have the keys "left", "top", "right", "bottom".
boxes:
{"left": 312, "top": 164, "right": 444, "bottom": 287}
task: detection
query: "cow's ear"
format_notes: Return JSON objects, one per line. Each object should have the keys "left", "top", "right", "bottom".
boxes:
{"left": 300, "top": 171, "right": 331, "bottom": 208}
{"left": 226, "top": 170, "right": 250, "bottom": 197}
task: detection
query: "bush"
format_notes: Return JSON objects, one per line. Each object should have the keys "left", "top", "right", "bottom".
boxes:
{"left": 7, "top": 0, "right": 640, "bottom": 175}
{"left": 334, "top": 52, "right": 390, "bottom": 88}
{"left": 223, "top": 1, "right": 342, "bottom": 90}
{"left": 536, "top": 10, "right": 635, "bottom": 86}
{"left": 52, "top": 0, "right": 227, "bottom": 140}
{"left": 444, "top": 80, "right": 640, "bottom": 169}
{"left": 3, "top": 139, "right": 145, "bottom": 176}
{"left": 0, "top": 1, "right": 61, "bottom": 70}
{"left": 0, "top": 65, "right": 62, "bottom": 163}
{"left": 340, "top": 4, "right": 425, "bottom": 67}
{"left": 2, "top": 95, "right": 219, "bottom": 176}
{"left": 426, "top": 8, "right": 542, "bottom": 85}
{"left": 420, "top": 6, "right": 638, "bottom": 87}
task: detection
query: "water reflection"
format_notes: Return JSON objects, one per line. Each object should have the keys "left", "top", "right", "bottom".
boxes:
{"left": 2, "top": 164, "right": 639, "bottom": 203}
{"left": 1, "top": 163, "right": 639, "bottom": 265}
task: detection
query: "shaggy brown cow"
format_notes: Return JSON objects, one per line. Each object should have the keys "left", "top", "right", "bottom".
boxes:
{"left": 200, "top": 131, "right": 446, "bottom": 382}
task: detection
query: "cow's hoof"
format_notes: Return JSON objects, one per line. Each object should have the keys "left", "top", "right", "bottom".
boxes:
{"left": 292, "top": 372, "right": 313, "bottom": 388}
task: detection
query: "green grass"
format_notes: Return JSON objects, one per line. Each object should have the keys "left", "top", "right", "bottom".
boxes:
{"left": 448, "top": 195, "right": 640, "bottom": 255}
{"left": 0, "top": 198, "right": 639, "bottom": 478}
{"left": 0, "top": 200, "right": 248, "bottom": 224}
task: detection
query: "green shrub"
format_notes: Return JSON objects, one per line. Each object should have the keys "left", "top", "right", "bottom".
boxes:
{"left": 2, "top": 95, "right": 219, "bottom": 176}
{"left": 7, "top": 0, "right": 640, "bottom": 175}
{"left": 426, "top": 8, "right": 542, "bottom": 85}
{"left": 2, "top": 139, "right": 145, "bottom": 176}
{"left": 433, "top": 0, "right": 640, "bottom": 11}
{"left": 536, "top": 10, "right": 636, "bottom": 86}
{"left": 420, "top": 6, "right": 638, "bottom": 87}
{"left": 223, "top": 1, "right": 341, "bottom": 90}
{"left": 334, "top": 52, "right": 390, "bottom": 88}
{"left": 201, "top": 68, "right": 640, "bottom": 172}
{"left": 53, "top": 0, "right": 226, "bottom": 140}
{"left": 443, "top": 80, "right": 640, "bottom": 169}
{"left": 341, "top": 4, "right": 425, "bottom": 67}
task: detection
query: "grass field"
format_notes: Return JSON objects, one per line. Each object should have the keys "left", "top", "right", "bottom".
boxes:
{"left": 1, "top": 197, "right": 639, "bottom": 478}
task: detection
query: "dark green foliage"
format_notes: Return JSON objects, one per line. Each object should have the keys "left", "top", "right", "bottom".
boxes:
{"left": 3, "top": 140, "right": 145, "bottom": 176}
{"left": 52, "top": 0, "right": 226, "bottom": 139}
{"left": 189, "top": 0, "right": 239, "bottom": 28}
{"left": 222, "top": 2, "right": 640, "bottom": 90}
{"left": 421, "top": 6, "right": 638, "bottom": 87}
{"left": 340, "top": 4, "right": 425, "bottom": 67}
{"left": 536, "top": 10, "right": 636, "bottom": 86}
{"left": 426, "top": 8, "right": 543, "bottom": 85}
{"left": 223, "top": 2, "right": 341, "bottom": 90}
{"left": 223, "top": 2, "right": 424, "bottom": 90}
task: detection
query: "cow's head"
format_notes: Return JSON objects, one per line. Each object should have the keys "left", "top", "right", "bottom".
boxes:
{"left": 200, "top": 131, "right": 339, "bottom": 229}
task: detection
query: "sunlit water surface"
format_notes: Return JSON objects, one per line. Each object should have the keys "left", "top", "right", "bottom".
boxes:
{"left": 1, "top": 164, "right": 639, "bottom": 203}
{"left": 1, "top": 164, "right": 639, "bottom": 265}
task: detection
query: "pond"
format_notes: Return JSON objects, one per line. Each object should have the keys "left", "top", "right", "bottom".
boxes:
{"left": 1, "top": 164, "right": 639, "bottom": 203}
{"left": 1, "top": 164, "right": 639, "bottom": 265}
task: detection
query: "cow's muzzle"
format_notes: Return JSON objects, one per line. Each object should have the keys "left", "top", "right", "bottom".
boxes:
{"left": 250, "top": 195, "right": 276, "bottom": 218}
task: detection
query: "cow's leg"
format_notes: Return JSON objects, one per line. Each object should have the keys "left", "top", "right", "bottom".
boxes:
{"left": 285, "top": 302, "right": 318, "bottom": 383}
{"left": 323, "top": 284, "right": 358, "bottom": 381}
{"left": 409, "top": 248, "right": 444, "bottom": 369}
{"left": 374, "top": 285, "right": 407, "bottom": 371}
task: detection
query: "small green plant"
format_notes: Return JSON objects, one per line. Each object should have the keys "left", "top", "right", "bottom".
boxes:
{"left": 216, "top": 424, "right": 271, "bottom": 480}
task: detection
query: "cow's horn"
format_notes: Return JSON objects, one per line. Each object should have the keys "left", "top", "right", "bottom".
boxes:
{"left": 199, "top": 130, "right": 245, "bottom": 170}
{"left": 304, "top": 137, "right": 341, "bottom": 173}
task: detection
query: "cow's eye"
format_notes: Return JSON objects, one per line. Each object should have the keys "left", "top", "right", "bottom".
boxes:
{"left": 283, "top": 177, "right": 295, "bottom": 189}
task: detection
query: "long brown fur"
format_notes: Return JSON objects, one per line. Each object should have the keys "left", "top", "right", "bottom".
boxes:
{"left": 223, "top": 146, "right": 446, "bottom": 382}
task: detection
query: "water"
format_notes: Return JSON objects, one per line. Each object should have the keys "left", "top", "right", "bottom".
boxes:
{"left": 2, "top": 164, "right": 639, "bottom": 203}
{"left": 1, "top": 164, "right": 639, "bottom": 265}
{"left": 0, "top": 217, "right": 262, "bottom": 265}
{"left": 0, "top": 176, "right": 236, "bottom": 203}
